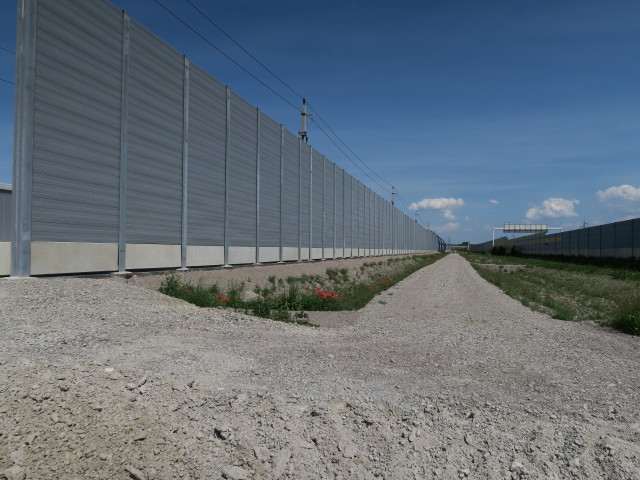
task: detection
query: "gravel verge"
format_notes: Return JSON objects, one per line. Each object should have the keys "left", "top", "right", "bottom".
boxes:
{"left": 1, "top": 253, "right": 638, "bottom": 479}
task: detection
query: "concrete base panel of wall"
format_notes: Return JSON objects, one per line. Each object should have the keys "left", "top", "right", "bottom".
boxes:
{"left": 311, "top": 248, "right": 322, "bottom": 260}
{"left": 126, "top": 244, "right": 181, "bottom": 271}
{"left": 187, "top": 246, "right": 224, "bottom": 267}
{"left": 259, "top": 247, "right": 280, "bottom": 263}
{"left": 600, "top": 249, "right": 616, "bottom": 258}
{"left": 228, "top": 247, "right": 256, "bottom": 265}
{"left": 0, "top": 242, "right": 10, "bottom": 276}
{"left": 299, "top": 248, "right": 310, "bottom": 260}
{"left": 614, "top": 248, "right": 632, "bottom": 258}
{"left": 335, "top": 248, "right": 344, "bottom": 258}
{"left": 282, "top": 247, "right": 298, "bottom": 261}
{"left": 32, "top": 242, "right": 118, "bottom": 275}
{"left": 323, "top": 248, "right": 335, "bottom": 259}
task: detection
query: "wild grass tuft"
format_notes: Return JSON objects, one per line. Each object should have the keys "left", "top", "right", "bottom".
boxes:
{"left": 611, "top": 298, "right": 640, "bottom": 335}
{"left": 464, "top": 252, "right": 640, "bottom": 335}
{"left": 159, "top": 253, "right": 447, "bottom": 325}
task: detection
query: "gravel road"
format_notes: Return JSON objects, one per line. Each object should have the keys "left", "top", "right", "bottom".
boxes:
{"left": 1, "top": 253, "right": 638, "bottom": 479}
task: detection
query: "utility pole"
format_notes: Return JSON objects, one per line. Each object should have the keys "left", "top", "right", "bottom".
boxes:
{"left": 299, "top": 98, "right": 312, "bottom": 143}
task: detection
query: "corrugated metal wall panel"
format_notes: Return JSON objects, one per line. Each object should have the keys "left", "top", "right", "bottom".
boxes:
{"left": 323, "top": 158, "right": 335, "bottom": 249}
{"left": 311, "top": 151, "right": 324, "bottom": 248}
{"left": 127, "top": 20, "right": 184, "bottom": 244}
{"left": 187, "top": 65, "right": 226, "bottom": 246}
{"left": 343, "top": 174, "right": 352, "bottom": 251}
{"left": 31, "top": 0, "right": 122, "bottom": 242}
{"left": 615, "top": 220, "right": 632, "bottom": 248}
{"left": 578, "top": 228, "right": 588, "bottom": 249}
{"left": 300, "top": 143, "right": 311, "bottom": 250}
{"left": 0, "top": 190, "right": 12, "bottom": 242}
{"left": 282, "top": 131, "right": 299, "bottom": 247}
{"left": 601, "top": 224, "right": 615, "bottom": 249}
{"left": 588, "top": 227, "right": 600, "bottom": 250}
{"left": 258, "top": 113, "right": 281, "bottom": 247}
{"left": 228, "top": 92, "right": 257, "bottom": 246}
{"left": 358, "top": 182, "right": 365, "bottom": 250}
{"left": 15, "top": 0, "right": 452, "bottom": 276}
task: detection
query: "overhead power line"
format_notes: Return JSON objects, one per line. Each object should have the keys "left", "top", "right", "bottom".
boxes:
{"left": 151, "top": 0, "right": 299, "bottom": 111}
{"left": 183, "top": 0, "right": 304, "bottom": 101}
{"left": 179, "top": 3, "right": 399, "bottom": 195}
{"left": 309, "top": 118, "right": 391, "bottom": 194}
{"left": 0, "top": 46, "right": 15, "bottom": 55}
{"left": 0, "top": 78, "right": 14, "bottom": 85}
{"left": 154, "top": 0, "right": 419, "bottom": 209}
{"left": 305, "top": 103, "right": 394, "bottom": 190}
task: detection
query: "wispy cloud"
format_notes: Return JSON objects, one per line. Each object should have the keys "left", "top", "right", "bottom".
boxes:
{"left": 409, "top": 197, "right": 464, "bottom": 211}
{"left": 433, "top": 222, "right": 460, "bottom": 233}
{"left": 489, "top": 199, "right": 499, "bottom": 205}
{"left": 525, "top": 197, "right": 579, "bottom": 220}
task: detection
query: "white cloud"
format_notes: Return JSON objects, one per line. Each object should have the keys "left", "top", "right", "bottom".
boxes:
{"left": 596, "top": 185, "right": 640, "bottom": 204}
{"left": 409, "top": 197, "right": 464, "bottom": 211}
{"left": 489, "top": 199, "right": 499, "bottom": 205}
{"left": 433, "top": 222, "right": 460, "bottom": 232}
{"left": 525, "top": 197, "right": 579, "bottom": 220}
{"left": 443, "top": 209, "right": 456, "bottom": 220}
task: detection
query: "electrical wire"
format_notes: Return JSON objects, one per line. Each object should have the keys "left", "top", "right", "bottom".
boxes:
{"left": 0, "top": 46, "right": 15, "bottom": 55}
{"left": 306, "top": 103, "right": 395, "bottom": 190}
{"left": 183, "top": 0, "right": 304, "bottom": 101}
{"left": 176, "top": 1, "right": 399, "bottom": 195}
{"left": 154, "top": 0, "right": 420, "bottom": 213}
{"left": 151, "top": 0, "right": 299, "bottom": 112}
{"left": 309, "top": 118, "right": 390, "bottom": 195}
{"left": 0, "top": 78, "right": 14, "bottom": 84}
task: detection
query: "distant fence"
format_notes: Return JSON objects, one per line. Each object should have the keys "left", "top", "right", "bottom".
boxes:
{"left": 8, "top": 0, "right": 444, "bottom": 277}
{"left": 470, "top": 218, "right": 640, "bottom": 258}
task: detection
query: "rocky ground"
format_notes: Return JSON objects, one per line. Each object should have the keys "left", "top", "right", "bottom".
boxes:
{"left": 1, "top": 253, "right": 638, "bottom": 479}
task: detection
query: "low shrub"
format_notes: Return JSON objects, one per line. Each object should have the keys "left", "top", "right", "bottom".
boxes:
{"left": 159, "top": 253, "right": 447, "bottom": 325}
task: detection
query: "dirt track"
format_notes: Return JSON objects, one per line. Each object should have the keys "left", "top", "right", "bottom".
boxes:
{"left": 1, "top": 253, "right": 638, "bottom": 479}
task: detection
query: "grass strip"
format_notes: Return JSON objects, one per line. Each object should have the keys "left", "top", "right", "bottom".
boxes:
{"left": 464, "top": 252, "right": 640, "bottom": 335}
{"left": 159, "top": 253, "right": 447, "bottom": 325}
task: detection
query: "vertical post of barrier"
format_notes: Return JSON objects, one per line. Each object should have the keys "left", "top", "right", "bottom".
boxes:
{"left": 117, "top": 12, "right": 130, "bottom": 273}
{"left": 598, "top": 225, "right": 602, "bottom": 258}
{"left": 11, "top": 0, "right": 38, "bottom": 277}
{"left": 321, "top": 156, "right": 325, "bottom": 260}
{"left": 179, "top": 56, "right": 190, "bottom": 270}
{"left": 342, "top": 168, "right": 346, "bottom": 257}
{"left": 255, "top": 109, "right": 261, "bottom": 264}
{"left": 309, "top": 148, "right": 313, "bottom": 261}
{"left": 350, "top": 176, "right": 354, "bottom": 257}
{"left": 333, "top": 162, "right": 336, "bottom": 259}
{"left": 298, "top": 139, "right": 302, "bottom": 261}
{"left": 223, "top": 86, "right": 231, "bottom": 267}
{"left": 279, "top": 125, "right": 284, "bottom": 263}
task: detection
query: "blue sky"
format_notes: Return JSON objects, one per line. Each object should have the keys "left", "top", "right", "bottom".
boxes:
{"left": 1, "top": 0, "right": 639, "bottom": 243}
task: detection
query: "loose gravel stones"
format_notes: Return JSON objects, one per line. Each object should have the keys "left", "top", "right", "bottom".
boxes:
{"left": 1, "top": 254, "right": 639, "bottom": 478}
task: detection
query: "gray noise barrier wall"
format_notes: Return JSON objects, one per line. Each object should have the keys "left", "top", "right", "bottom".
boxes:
{"left": 9, "top": 0, "right": 444, "bottom": 276}
{"left": 470, "top": 218, "right": 640, "bottom": 259}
